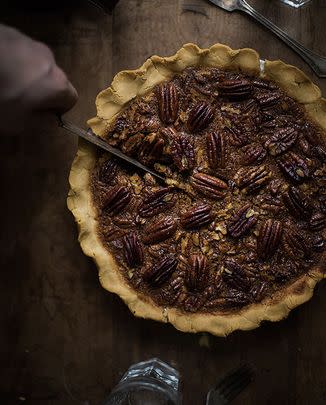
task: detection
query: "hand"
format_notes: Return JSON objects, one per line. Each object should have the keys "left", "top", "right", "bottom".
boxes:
{"left": 0, "top": 24, "right": 78, "bottom": 135}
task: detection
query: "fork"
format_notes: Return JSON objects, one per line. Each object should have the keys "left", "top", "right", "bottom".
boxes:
{"left": 206, "top": 364, "right": 254, "bottom": 405}
{"left": 207, "top": 0, "right": 326, "bottom": 77}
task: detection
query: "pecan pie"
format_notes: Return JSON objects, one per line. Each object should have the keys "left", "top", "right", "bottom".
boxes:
{"left": 68, "top": 44, "right": 326, "bottom": 336}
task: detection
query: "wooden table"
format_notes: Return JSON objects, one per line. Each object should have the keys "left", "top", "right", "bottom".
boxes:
{"left": 1, "top": 1, "right": 326, "bottom": 403}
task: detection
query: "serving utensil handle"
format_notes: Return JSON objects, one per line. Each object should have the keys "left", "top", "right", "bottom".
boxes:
{"left": 239, "top": 0, "right": 326, "bottom": 77}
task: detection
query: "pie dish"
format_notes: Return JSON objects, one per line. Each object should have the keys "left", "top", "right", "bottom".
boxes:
{"left": 67, "top": 43, "right": 326, "bottom": 336}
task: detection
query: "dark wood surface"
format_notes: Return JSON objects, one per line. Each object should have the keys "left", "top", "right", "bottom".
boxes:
{"left": 1, "top": 1, "right": 326, "bottom": 404}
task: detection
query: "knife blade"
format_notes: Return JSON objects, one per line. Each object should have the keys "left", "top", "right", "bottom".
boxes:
{"left": 58, "top": 117, "right": 166, "bottom": 182}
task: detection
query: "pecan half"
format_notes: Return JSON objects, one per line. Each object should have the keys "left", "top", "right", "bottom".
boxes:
{"left": 223, "top": 260, "right": 251, "bottom": 291}
{"left": 138, "top": 134, "right": 164, "bottom": 165}
{"left": 170, "top": 132, "right": 195, "bottom": 171}
{"left": 225, "top": 123, "right": 250, "bottom": 146}
{"left": 143, "top": 216, "right": 177, "bottom": 244}
{"left": 242, "top": 99, "right": 258, "bottom": 115}
{"left": 156, "top": 82, "right": 179, "bottom": 125}
{"left": 104, "top": 227, "right": 124, "bottom": 242}
{"left": 99, "top": 159, "right": 118, "bottom": 184}
{"left": 268, "top": 179, "right": 283, "bottom": 196}
{"left": 123, "top": 232, "right": 144, "bottom": 267}
{"left": 227, "top": 204, "right": 257, "bottom": 238}
{"left": 309, "top": 212, "right": 326, "bottom": 231}
{"left": 217, "top": 79, "right": 252, "bottom": 100}
{"left": 183, "top": 294, "right": 205, "bottom": 312}
{"left": 235, "top": 165, "right": 271, "bottom": 193}
{"left": 252, "top": 78, "right": 277, "bottom": 90}
{"left": 302, "top": 121, "right": 320, "bottom": 146}
{"left": 102, "top": 186, "right": 131, "bottom": 216}
{"left": 186, "top": 255, "right": 209, "bottom": 292}
{"left": 113, "top": 116, "right": 128, "bottom": 133}
{"left": 187, "top": 102, "right": 214, "bottom": 133}
{"left": 261, "top": 195, "right": 283, "bottom": 214}
{"left": 282, "top": 186, "right": 311, "bottom": 219}
{"left": 297, "top": 135, "right": 312, "bottom": 155}
{"left": 133, "top": 115, "right": 161, "bottom": 134}
{"left": 222, "top": 291, "right": 250, "bottom": 307}
{"left": 261, "top": 115, "right": 294, "bottom": 130}
{"left": 143, "top": 255, "right": 178, "bottom": 287}
{"left": 257, "top": 219, "right": 283, "bottom": 260}
{"left": 113, "top": 213, "right": 135, "bottom": 228}
{"left": 122, "top": 133, "right": 144, "bottom": 155}
{"left": 250, "top": 281, "right": 268, "bottom": 302}
{"left": 181, "top": 203, "right": 213, "bottom": 229}
{"left": 283, "top": 228, "right": 310, "bottom": 258}
{"left": 285, "top": 98, "right": 304, "bottom": 117}
{"left": 272, "top": 266, "right": 293, "bottom": 283}
{"left": 206, "top": 132, "right": 226, "bottom": 168}
{"left": 254, "top": 92, "right": 281, "bottom": 108}
{"left": 278, "top": 152, "right": 309, "bottom": 183}
{"left": 163, "top": 275, "right": 184, "bottom": 304}
{"left": 314, "top": 145, "right": 326, "bottom": 162}
{"left": 241, "top": 143, "right": 267, "bottom": 165}
{"left": 265, "top": 127, "right": 298, "bottom": 156}
{"left": 138, "top": 187, "right": 175, "bottom": 218}
{"left": 191, "top": 172, "right": 228, "bottom": 199}
{"left": 310, "top": 235, "right": 325, "bottom": 252}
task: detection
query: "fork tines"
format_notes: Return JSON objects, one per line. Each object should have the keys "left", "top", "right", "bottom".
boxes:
{"left": 215, "top": 364, "right": 255, "bottom": 402}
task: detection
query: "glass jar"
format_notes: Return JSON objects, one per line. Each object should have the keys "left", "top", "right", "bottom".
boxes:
{"left": 102, "top": 358, "right": 181, "bottom": 405}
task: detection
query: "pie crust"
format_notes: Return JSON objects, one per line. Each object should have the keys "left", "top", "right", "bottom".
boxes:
{"left": 67, "top": 43, "right": 326, "bottom": 336}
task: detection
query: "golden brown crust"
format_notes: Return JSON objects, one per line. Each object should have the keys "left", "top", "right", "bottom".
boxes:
{"left": 264, "top": 60, "right": 321, "bottom": 103}
{"left": 87, "top": 43, "right": 260, "bottom": 138}
{"left": 68, "top": 43, "right": 326, "bottom": 336}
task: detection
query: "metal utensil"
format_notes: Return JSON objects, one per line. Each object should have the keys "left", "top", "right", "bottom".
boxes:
{"left": 207, "top": 0, "right": 326, "bottom": 77}
{"left": 206, "top": 364, "right": 254, "bottom": 405}
{"left": 58, "top": 117, "right": 166, "bottom": 182}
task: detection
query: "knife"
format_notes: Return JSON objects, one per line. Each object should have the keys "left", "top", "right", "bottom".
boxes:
{"left": 58, "top": 117, "right": 166, "bottom": 182}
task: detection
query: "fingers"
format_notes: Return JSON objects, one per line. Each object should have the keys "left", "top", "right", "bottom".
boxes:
{"left": 23, "top": 62, "right": 78, "bottom": 115}
{"left": 25, "top": 39, "right": 78, "bottom": 113}
{"left": 0, "top": 24, "right": 78, "bottom": 136}
{"left": 2, "top": 30, "right": 78, "bottom": 114}
{"left": 35, "top": 64, "right": 78, "bottom": 114}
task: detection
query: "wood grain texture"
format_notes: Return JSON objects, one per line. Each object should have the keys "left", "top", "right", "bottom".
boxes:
{"left": 0, "top": 1, "right": 326, "bottom": 404}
